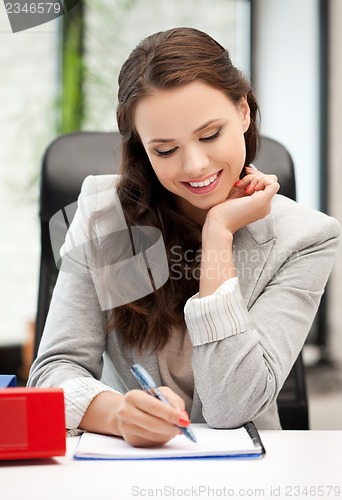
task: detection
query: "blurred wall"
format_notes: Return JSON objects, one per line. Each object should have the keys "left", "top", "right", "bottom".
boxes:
{"left": 253, "top": 0, "right": 320, "bottom": 210}
{"left": 327, "top": 0, "right": 342, "bottom": 368}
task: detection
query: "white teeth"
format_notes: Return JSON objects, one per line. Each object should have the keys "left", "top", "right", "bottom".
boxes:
{"left": 188, "top": 173, "right": 218, "bottom": 188}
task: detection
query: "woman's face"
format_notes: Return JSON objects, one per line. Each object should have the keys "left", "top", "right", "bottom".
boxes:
{"left": 134, "top": 81, "right": 250, "bottom": 223}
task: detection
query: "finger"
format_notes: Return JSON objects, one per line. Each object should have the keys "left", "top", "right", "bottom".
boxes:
{"left": 256, "top": 174, "right": 278, "bottom": 186}
{"left": 245, "top": 165, "right": 258, "bottom": 172}
{"left": 256, "top": 181, "right": 280, "bottom": 197}
{"left": 235, "top": 173, "right": 264, "bottom": 190}
{"left": 254, "top": 179, "right": 268, "bottom": 191}
{"left": 269, "top": 181, "right": 280, "bottom": 195}
{"left": 123, "top": 407, "right": 180, "bottom": 437}
{"left": 158, "top": 387, "right": 190, "bottom": 428}
{"left": 254, "top": 176, "right": 279, "bottom": 191}
{"left": 118, "top": 396, "right": 181, "bottom": 441}
{"left": 245, "top": 166, "right": 278, "bottom": 184}
{"left": 234, "top": 176, "right": 253, "bottom": 190}
{"left": 158, "top": 387, "right": 186, "bottom": 412}
{"left": 242, "top": 175, "right": 266, "bottom": 194}
{"left": 125, "top": 389, "right": 186, "bottom": 427}
{"left": 245, "top": 176, "right": 259, "bottom": 193}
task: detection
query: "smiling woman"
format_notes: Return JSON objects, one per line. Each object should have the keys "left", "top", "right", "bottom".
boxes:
{"left": 28, "top": 27, "right": 340, "bottom": 447}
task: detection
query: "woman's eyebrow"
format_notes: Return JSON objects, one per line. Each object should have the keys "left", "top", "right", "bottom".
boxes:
{"left": 147, "top": 119, "right": 223, "bottom": 144}
{"left": 193, "top": 118, "right": 222, "bottom": 134}
{"left": 148, "top": 137, "right": 175, "bottom": 144}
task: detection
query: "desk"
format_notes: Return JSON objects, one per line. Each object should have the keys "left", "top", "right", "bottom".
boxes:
{"left": 1, "top": 431, "right": 341, "bottom": 500}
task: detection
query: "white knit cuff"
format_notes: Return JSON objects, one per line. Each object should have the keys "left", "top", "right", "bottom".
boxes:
{"left": 184, "top": 277, "right": 252, "bottom": 346}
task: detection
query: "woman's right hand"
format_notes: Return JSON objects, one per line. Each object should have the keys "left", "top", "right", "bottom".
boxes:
{"left": 116, "top": 387, "right": 189, "bottom": 447}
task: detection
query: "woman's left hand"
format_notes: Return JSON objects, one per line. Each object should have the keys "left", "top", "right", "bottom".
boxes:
{"left": 204, "top": 166, "right": 280, "bottom": 236}
{"left": 230, "top": 166, "right": 279, "bottom": 198}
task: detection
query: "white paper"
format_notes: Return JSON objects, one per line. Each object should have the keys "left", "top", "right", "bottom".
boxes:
{"left": 74, "top": 423, "right": 262, "bottom": 460}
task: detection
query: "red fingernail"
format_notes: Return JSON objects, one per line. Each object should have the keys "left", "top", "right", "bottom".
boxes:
{"left": 234, "top": 181, "right": 240, "bottom": 186}
{"left": 178, "top": 418, "right": 190, "bottom": 427}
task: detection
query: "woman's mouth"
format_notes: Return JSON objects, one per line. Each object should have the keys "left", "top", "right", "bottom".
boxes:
{"left": 181, "top": 170, "right": 222, "bottom": 194}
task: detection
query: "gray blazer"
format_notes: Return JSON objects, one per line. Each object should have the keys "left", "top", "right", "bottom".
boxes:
{"left": 28, "top": 175, "right": 341, "bottom": 430}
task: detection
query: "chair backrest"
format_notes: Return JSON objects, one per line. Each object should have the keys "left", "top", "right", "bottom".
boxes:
{"left": 35, "top": 131, "right": 122, "bottom": 358}
{"left": 35, "top": 131, "right": 309, "bottom": 429}
{"left": 254, "top": 136, "right": 296, "bottom": 200}
{"left": 40, "top": 131, "right": 122, "bottom": 223}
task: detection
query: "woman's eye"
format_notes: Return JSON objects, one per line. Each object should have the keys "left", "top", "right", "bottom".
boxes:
{"left": 155, "top": 147, "right": 178, "bottom": 158}
{"left": 200, "top": 128, "right": 222, "bottom": 142}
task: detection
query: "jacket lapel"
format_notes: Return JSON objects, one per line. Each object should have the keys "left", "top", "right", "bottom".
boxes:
{"left": 233, "top": 211, "right": 277, "bottom": 307}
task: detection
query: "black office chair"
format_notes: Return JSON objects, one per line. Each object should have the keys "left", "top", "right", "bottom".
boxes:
{"left": 35, "top": 131, "right": 122, "bottom": 358}
{"left": 34, "top": 132, "right": 309, "bottom": 429}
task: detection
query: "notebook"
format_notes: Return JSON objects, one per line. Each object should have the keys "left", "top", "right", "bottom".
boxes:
{"left": 73, "top": 423, "right": 265, "bottom": 460}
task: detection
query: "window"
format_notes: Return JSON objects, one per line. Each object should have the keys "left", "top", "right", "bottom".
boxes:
{"left": 83, "top": 0, "right": 251, "bottom": 130}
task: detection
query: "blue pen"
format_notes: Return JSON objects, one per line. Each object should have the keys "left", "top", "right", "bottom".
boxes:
{"left": 131, "top": 364, "right": 197, "bottom": 443}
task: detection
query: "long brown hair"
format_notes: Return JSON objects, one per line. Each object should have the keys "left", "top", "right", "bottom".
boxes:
{"left": 106, "top": 27, "right": 260, "bottom": 352}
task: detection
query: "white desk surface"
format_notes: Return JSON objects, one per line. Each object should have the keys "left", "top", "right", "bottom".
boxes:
{"left": 1, "top": 431, "right": 341, "bottom": 500}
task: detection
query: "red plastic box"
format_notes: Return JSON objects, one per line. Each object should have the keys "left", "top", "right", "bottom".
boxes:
{"left": 0, "top": 388, "right": 66, "bottom": 460}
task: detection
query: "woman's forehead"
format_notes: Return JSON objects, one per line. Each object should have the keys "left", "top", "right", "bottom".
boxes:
{"left": 134, "top": 82, "right": 236, "bottom": 139}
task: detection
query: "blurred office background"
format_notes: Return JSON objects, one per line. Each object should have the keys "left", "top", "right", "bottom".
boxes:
{"left": 0, "top": 0, "right": 341, "bottom": 428}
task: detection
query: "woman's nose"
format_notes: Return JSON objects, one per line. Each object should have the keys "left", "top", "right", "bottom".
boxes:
{"left": 182, "top": 145, "right": 210, "bottom": 177}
